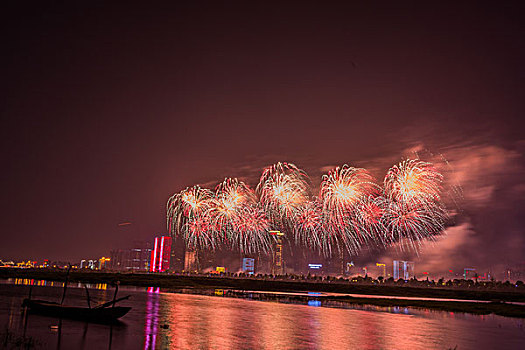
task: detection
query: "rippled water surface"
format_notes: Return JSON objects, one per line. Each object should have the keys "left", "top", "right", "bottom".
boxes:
{"left": 1, "top": 281, "right": 524, "bottom": 349}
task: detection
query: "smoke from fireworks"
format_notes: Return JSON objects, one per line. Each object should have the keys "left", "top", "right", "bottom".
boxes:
{"left": 167, "top": 160, "right": 450, "bottom": 257}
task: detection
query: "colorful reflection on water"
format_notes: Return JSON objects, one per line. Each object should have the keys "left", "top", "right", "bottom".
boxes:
{"left": 0, "top": 281, "right": 524, "bottom": 349}
{"left": 143, "top": 292, "right": 524, "bottom": 350}
{"left": 8, "top": 278, "right": 108, "bottom": 290}
{"left": 144, "top": 287, "right": 160, "bottom": 349}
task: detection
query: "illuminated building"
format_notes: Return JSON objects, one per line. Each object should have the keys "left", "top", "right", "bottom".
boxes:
{"left": 393, "top": 260, "right": 414, "bottom": 280}
{"left": 308, "top": 263, "right": 323, "bottom": 275}
{"left": 150, "top": 236, "right": 172, "bottom": 272}
{"left": 0, "top": 260, "right": 15, "bottom": 268}
{"left": 376, "top": 263, "right": 386, "bottom": 278}
{"left": 99, "top": 257, "right": 110, "bottom": 270}
{"left": 184, "top": 250, "right": 198, "bottom": 271}
{"left": 109, "top": 250, "right": 123, "bottom": 270}
{"left": 16, "top": 261, "right": 34, "bottom": 268}
{"left": 129, "top": 241, "right": 153, "bottom": 271}
{"left": 269, "top": 230, "right": 284, "bottom": 275}
{"left": 242, "top": 258, "right": 255, "bottom": 275}
{"left": 393, "top": 260, "right": 399, "bottom": 279}
{"left": 80, "top": 259, "right": 97, "bottom": 269}
{"left": 463, "top": 267, "right": 476, "bottom": 279}
{"left": 110, "top": 241, "right": 152, "bottom": 271}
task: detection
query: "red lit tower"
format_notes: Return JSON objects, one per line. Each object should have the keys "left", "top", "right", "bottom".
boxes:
{"left": 150, "top": 236, "right": 172, "bottom": 272}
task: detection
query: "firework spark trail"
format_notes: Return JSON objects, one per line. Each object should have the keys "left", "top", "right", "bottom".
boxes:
{"left": 319, "top": 165, "right": 381, "bottom": 255}
{"left": 256, "top": 162, "right": 310, "bottom": 228}
{"left": 384, "top": 159, "right": 443, "bottom": 206}
{"left": 208, "top": 178, "right": 256, "bottom": 240}
{"left": 381, "top": 159, "right": 448, "bottom": 254}
{"left": 320, "top": 165, "right": 379, "bottom": 212}
{"left": 166, "top": 185, "right": 215, "bottom": 250}
{"left": 353, "top": 195, "right": 389, "bottom": 249}
{"left": 230, "top": 205, "right": 274, "bottom": 254}
{"left": 293, "top": 200, "right": 324, "bottom": 250}
{"left": 184, "top": 214, "right": 216, "bottom": 251}
{"left": 166, "top": 159, "right": 452, "bottom": 257}
{"left": 382, "top": 200, "right": 448, "bottom": 252}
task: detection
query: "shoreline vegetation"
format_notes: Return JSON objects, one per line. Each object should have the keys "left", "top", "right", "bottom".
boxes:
{"left": 2, "top": 269, "right": 525, "bottom": 318}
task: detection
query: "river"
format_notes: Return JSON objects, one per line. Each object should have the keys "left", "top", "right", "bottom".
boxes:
{"left": 1, "top": 280, "right": 523, "bottom": 349}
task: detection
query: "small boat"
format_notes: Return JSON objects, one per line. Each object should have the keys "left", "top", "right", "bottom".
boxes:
{"left": 22, "top": 298, "right": 131, "bottom": 322}
{"left": 21, "top": 267, "right": 131, "bottom": 323}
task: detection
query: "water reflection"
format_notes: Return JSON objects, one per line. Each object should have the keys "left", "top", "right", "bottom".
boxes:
{"left": 144, "top": 287, "right": 160, "bottom": 349}
{"left": 0, "top": 282, "right": 524, "bottom": 349}
{"left": 9, "top": 278, "right": 108, "bottom": 291}
{"left": 147, "top": 293, "right": 524, "bottom": 349}
{"left": 308, "top": 300, "right": 321, "bottom": 307}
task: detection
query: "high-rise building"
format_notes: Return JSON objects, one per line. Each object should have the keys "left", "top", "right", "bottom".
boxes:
{"left": 169, "top": 235, "right": 185, "bottom": 271}
{"left": 393, "top": 260, "right": 414, "bottom": 280}
{"left": 376, "top": 263, "right": 386, "bottom": 278}
{"left": 184, "top": 250, "right": 198, "bottom": 271}
{"left": 129, "top": 241, "right": 152, "bottom": 271}
{"left": 99, "top": 257, "right": 110, "bottom": 270}
{"left": 150, "top": 236, "right": 172, "bottom": 272}
{"left": 109, "top": 241, "right": 152, "bottom": 271}
{"left": 242, "top": 257, "right": 255, "bottom": 275}
{"left": 109, "top": 250, "right": 125, "bottom": 270}
{"left": 270, "top": 231, "right": 284, "bottom": 275}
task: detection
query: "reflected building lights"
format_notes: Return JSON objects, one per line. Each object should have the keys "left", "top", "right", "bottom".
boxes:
{"left": 144, "top": 287, "right": 160, "bottom": 350}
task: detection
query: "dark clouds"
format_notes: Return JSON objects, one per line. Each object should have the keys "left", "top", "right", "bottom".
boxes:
{"left": 1, "top": 2, "right": 524, "bottom": 270}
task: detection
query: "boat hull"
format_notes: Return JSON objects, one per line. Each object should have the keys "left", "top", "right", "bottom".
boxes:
{"left": 22, "top": 299, "right": 131, "bottom": 322}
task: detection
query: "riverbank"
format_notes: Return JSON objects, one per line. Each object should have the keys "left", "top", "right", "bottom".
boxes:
{"left": 2, "top": 268, "right": 525, "bottom": 301}
{"left": 225, "top": 290, "right": 525, "bottom": 318}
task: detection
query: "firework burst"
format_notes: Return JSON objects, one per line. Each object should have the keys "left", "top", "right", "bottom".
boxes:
{"left": 230, "top": 205, "right": 274, "bottom": 254}
{"left": 353, "top": 195, "right": 389, "bottom": 248}
{"left": 320, "top": 165, "right": 379, "bottom": 212}
{"left": 167, "top": 186, "right": 213, "bottom": 234}
{"left": 382, "top": 200, "right": 448, "bottom": 252}
{"left": 319, "top": 165, "right": 380, "bottom": 255}
{"left": 293, "top": 200, "right": 324, "bottom": 251}
{"left": 209, "top": 178, "right": 256, "bottom": 240}
{"left": 184, "top": 214, "right": 216, "bottom": 251}
{"left": 166, "top": 159, "right": 451, "bottom": 258}
{"left": 384, "top": 159, "right": 443, "bottom": 205}
{"left": 256, "top": 162, "right": 310, "bottom": 227}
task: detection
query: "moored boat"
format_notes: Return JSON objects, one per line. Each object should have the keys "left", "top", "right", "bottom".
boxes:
{"left": 22, "top": 298, "right": 131, "bottom": 322}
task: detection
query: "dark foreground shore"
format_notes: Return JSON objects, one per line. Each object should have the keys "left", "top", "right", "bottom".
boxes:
{"left": 2, "top": 269, "right": 525, "bottom": 318}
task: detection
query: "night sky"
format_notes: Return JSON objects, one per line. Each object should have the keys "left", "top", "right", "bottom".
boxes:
{"left": 2, "top": 2, "right": 524, "bottom": 274}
